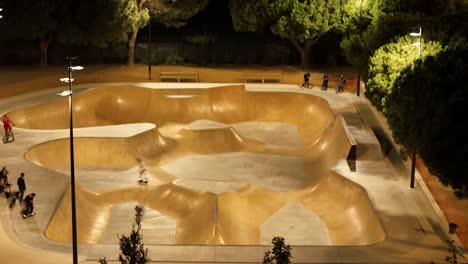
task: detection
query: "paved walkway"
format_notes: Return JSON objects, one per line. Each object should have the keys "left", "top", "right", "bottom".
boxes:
{"left": 0, "top": 83, "right": 466, "bottom": 263}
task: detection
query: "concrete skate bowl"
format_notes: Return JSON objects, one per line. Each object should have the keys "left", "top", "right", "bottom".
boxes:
{"left": 12, "top": 84, "right": 385, "bottom": 246}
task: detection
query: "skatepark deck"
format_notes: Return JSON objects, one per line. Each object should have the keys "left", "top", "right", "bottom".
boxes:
{"left": 0, "top": 83, "right": 466, "bottom": 263}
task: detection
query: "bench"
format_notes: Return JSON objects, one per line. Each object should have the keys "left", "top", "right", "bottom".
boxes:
{"left": 244, "top": 72, "right": 282, "bottom": 84}
{"left": 339, "top": 116, "right": 357, "bottom": 172}
{"left": 160, "top": 71, "right": 198, "bottom": 83}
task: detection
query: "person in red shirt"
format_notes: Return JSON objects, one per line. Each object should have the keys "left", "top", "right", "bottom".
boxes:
{"left": 2, "top": 114, "right": 15, "bottom": 139}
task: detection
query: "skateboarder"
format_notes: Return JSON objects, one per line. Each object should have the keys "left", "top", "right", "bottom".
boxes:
{"left": 23, "top": 193, "right": 36, "bottom": 218}
{"left": 137, "top": 158, "right": 148, "bottom": 184}
{"left": 17, "top": 172, "right": 26, "bottom": 203}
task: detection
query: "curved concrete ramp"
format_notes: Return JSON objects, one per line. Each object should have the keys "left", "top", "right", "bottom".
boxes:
{"left": 17, "top": 85, "right": 384, "bottom": 246}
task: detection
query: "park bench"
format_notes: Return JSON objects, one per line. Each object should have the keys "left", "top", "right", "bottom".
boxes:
{"left": 160, "top": 71, "right": 198, "bottom": 83}
{"left": 243, "top": 72, "right": 282, "bottom": 83}
{"left": 339, "top": 115, "right": 357, "bottom": 172}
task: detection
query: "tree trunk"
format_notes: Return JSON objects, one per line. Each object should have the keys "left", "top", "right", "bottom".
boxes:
{"left": 127, "top": 30, "right": 139, "bottom": 67}
{"left": 39, "top": 36, "right": 49, "bottom": 68}
{"left": 292, "top": 39, "right": 316, "bottom": 69}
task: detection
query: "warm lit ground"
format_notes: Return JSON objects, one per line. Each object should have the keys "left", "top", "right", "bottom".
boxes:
{"left": 0, "top": 64, "right": 466, "bottom": 264}
{"left": 0, "top": 64, "right": 357, "bottom": 99}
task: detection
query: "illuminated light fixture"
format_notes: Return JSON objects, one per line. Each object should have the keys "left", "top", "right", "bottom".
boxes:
{"left": 408, "top": 26, "right": 422, "bottom": 189}
{"left": 59, "top": 78, "right": 74, "bottom": 83}
{"left": 56, "top": 90, "right": 72, "bottom": 97}
{"left": 58, "top": 56, "right": 83, "bottom": 264}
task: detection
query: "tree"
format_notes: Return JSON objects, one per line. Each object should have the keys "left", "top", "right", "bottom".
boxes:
{"left": 0, "top": 0, "right": 59, "bottom": 67}
{"left": 229, "top": 0, "right": 350, "bottom": 68}
{"left": 0, "top": 0, "right": 135, "bottom": 67}
{"left": 263, "top": 237, "right": 292, "bottom": 264}
{"left": 386, "top": 48, "right": 468, "bottom": 197}
{"left": 99, "top": 205, "right": 150, "bottom": 264}
{"left": 366, "top": 35, "right": 443, "bottom": 112}
{"left": 150, "top": 0, "right": 209, "bottom": 28}
{"left": 340, "top": 0, "right": 468, "bottom": 80}
{"left": 125, "top": 0, "right": 150, "bottom": 67}
{"left": 125, "top": 0, "right": 208, "bottom": 66}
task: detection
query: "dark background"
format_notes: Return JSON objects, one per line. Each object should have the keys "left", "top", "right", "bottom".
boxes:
{"left": 0, "top": 0, "right": 346, "bottom": 66}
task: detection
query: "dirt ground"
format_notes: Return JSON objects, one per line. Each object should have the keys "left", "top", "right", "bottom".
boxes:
{"left": 416, "top": 157, "right": 468, "bottom": 248}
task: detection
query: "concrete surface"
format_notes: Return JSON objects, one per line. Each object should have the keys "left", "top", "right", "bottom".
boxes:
{"left": 0, "top": 82, "right": 465, "bottom": 263}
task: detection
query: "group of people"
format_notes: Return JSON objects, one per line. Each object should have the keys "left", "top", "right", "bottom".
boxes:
{"left": 302, "top": 72, "right": 346, "bottom": 93}
{"left": 1, "top": 167, "right": 35, "bottom": 217}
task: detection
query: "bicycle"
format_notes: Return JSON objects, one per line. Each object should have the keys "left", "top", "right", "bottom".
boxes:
{"left": 3, "top": 130, "right": 14, "bottom": 144}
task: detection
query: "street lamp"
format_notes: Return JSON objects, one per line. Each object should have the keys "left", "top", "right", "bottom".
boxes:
{"left": 147, "top": 1, "right": 152, "bottom": 81}
{"left": 58, "top": 56, "right": 83, "bottom": 264}
{"left": 0, "top": 8, "right": 3, "bottom": 19}
{"left": 410, "top": 26, "right": 422, "bottom": 60}
{"left": 356, "top": 0, "right": 363, "bottom": 97}
{"left": 408, "top": 26, "right": 422, "bottom": 189}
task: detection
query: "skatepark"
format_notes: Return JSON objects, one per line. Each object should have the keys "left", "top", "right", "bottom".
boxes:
{"left": 0, "top": 77, "right": 466, "bottom": 263}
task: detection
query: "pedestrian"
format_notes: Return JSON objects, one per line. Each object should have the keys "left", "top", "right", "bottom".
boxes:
{"left": 17, "top": 172, "right": 26, "bottom": 203}
{"left": 321, "top": 73, "right": 329, "bottom": 90}
{"left": 302, "top": 72, "right": 311, "bottom": 88}
{"left": 136, "top": 157, "right": 148, "bottom": 184}
{"left": 23, "top": 193, "right": 36, "bottom": 217}
{"left": 0, "top": 167, "right": 9, "bottom": 192}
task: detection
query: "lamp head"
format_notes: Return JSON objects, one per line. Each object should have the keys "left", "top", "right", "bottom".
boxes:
{"left": 59, "top": 77, "right": 74, "bottom": 83}
{"left": 56, "top": 90, "right": 72, "bottom": 97}
{"left": 70, "top": 66, "right": 84, "bottom": 71}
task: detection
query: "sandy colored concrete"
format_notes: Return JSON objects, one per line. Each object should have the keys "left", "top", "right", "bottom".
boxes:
{"left": 0, "top": 79, "right": 465, "bottom": 263}
{"left": 11, "top": 85, "right": 383, "bottom": 246}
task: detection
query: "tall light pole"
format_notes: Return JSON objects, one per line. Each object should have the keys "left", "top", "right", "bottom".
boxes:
{"left": 58, "top": 56, "right": 83, "bottom": 264}
{"left": 356, "top": 0, "right": 363, "bottom": 96}
{"left": 147, "top": 1, "right": 152, "bottom": 81}
{"left": 408, "top": 26, "right": 422, "bottom": 189}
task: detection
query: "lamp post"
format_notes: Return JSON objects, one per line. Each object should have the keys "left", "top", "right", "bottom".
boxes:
{"left": 58, "top": 56, "right": 83, "bottom": 264}
{"left": 0, "top": 8, "right": 3, "bottom": 19}
{"left": 408, "top": 26, "right": 421, "bottom": 189}
{"left": 147, "top": 1, "right": 152, "bottom": 81}
{"left": 356, "top": 0, "right": 363, "bottom": 96}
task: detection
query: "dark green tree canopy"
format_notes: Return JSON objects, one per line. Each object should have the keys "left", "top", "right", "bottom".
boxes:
{"left": 0, "top": 0, "right": 137, "bottom": 66}
{"left": 386, "top": 48, "right": 468, "bottom": 196}
{"left": 340, "top": 0, "right": 468, "bottom": 79}
{"left": 150, "top": 0, "right": 209, "bottom": 28}
{"left": 366, "top": 36, "right": 443, "bottom": 112}
{"left": 229, "top": 0, "right": 351, "bottom": 67}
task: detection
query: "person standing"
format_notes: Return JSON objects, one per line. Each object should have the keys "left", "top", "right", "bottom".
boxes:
{"left": 0, "top": 167, "right": 9, "bottom": 192}
{"left": 302, "top": 72, "right": 311, "bottom": 88}
{"left": 17, "top": 172, "right": 26, "bottom": 203}
{"left": 321, "top": 73, "right": 329, "bottom": 90}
